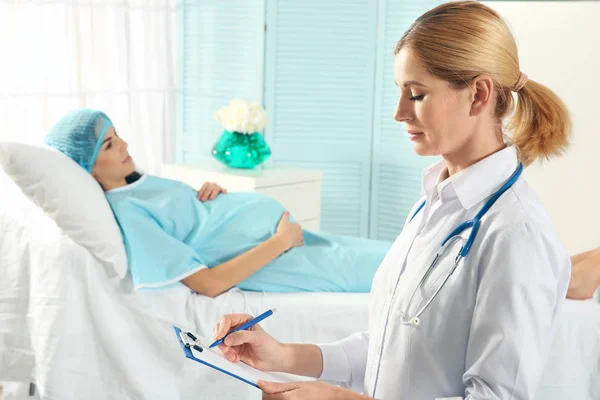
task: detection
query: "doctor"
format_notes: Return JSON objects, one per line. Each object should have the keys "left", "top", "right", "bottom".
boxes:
{"left": 213, "top": 1, "right": 572, "bottom": 399}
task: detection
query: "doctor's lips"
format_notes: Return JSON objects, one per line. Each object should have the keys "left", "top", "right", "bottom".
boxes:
{"left": 407, "top": 130, "right": 424, "bottom": 141}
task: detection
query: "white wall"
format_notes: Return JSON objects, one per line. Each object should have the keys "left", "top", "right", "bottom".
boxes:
{"left": 483, "top": 1, "right": 600, "bottom": 254}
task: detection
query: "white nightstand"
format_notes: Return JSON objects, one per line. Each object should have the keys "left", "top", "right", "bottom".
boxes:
{"left": 162, "top": 160, "right": 323, "bottom": 231}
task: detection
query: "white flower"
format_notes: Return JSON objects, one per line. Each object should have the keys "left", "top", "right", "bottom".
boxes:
{"left": 214, "top": 98, "right": 268, "bottom": 134}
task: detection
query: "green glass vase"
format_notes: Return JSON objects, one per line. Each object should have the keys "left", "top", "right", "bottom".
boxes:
{"left": 212, "top": 130, "right": 271, "bottom": 169}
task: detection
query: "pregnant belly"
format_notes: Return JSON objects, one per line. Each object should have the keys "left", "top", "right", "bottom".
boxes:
{"left": 192, "top": 192, "right": 288, "bottom": 264}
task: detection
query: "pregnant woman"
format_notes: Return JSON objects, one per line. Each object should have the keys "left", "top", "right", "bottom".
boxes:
{"left": 45, "top": 108, "right": 391, "bottom": 297}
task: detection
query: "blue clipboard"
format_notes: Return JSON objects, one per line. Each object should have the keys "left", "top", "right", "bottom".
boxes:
{"left": 173, "top": 326, "right": 260, "bottom": 389}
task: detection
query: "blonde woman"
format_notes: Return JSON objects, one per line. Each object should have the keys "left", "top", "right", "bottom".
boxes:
{"left": 213, "top": 2, "right": 572, "bottom": 399}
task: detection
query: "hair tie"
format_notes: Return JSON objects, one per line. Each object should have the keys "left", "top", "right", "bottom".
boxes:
{"left": 513, "top": 72, "right": 528, "bottom": 92}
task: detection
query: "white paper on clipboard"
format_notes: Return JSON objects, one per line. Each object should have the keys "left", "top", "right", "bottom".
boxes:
{"left": 187, "top": 336, "right": 314, "bottom": 386}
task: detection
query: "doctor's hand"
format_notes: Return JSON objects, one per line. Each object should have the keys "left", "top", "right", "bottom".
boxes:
{"left": 215, "top": 313, "right": 287, "bottom": 372}
{"left": 197, "top": 182, "right": 227, "bottom": 202}
{"left": 259, "top": 381, "right": 365, "bottom": 400}
{"left": 275, "top": 211, "right": 304, "bottom": 250}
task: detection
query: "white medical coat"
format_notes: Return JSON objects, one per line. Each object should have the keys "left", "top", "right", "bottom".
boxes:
{"left": 318, "top": 146, "right": 571, "bottom": 400}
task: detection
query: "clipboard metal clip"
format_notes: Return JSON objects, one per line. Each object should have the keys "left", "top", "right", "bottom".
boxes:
{"left": 178, "top": 330, "right": 204, "bottom": 353}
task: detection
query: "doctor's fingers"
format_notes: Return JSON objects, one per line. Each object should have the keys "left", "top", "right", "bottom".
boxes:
{"left": 223, "top": 329, "right": 263, "bottom": 347}
{"left": 259, "top": 381, "right": 301, "bottom": 398}
{"left": 262, "top": 393, "right": 289, "bottom": 400}
{"left": 214, "top": 313, "right": 257, "bottom": 339}
{"left": 218, "top": 330, "right": 263, "bottom": 361}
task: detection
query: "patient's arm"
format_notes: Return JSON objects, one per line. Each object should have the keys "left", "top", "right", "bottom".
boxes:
{"left": 181, "top": 211, "right": 303, "bottom": 298}
{"left": 182, "top": 234, "right": 289, "bottom": 298}
{"left": 567, "top": 247, "right": 600, "bottom": 300}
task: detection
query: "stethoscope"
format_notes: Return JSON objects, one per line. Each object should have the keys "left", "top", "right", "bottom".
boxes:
{"left": 400, "top": 163, "right": 524, "bottom": 327}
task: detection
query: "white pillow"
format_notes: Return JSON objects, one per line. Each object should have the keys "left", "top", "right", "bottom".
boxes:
{"left": 0, "top": 142, "right": 128, "bottom": 278}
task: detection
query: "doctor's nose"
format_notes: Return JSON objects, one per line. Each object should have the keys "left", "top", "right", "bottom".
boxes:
{"left": 394, "top": 99, "right": 413, "bottom": 123}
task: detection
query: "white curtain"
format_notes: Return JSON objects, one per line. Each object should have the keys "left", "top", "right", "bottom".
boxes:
{"left": 0, "top": 0, "right": 177, "bottom": 173}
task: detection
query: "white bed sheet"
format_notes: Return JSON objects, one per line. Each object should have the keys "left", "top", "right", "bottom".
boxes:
{"left": 1, "top": 176, "right": 599, "bottom": 400}
{"left": 537, "top": 299, "right": 600, "bottom": 400}
{"left": 0, "top": 180, "right": 370, "bottom": 399}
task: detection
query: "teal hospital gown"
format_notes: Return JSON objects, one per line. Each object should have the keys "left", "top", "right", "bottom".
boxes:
{"left": 105, "top": 175, "right": 391, "bottom": 292}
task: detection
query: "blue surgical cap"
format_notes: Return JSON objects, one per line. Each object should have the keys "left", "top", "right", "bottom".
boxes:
{"left": 44, "top": 108, "right": 114, "bottom": 173}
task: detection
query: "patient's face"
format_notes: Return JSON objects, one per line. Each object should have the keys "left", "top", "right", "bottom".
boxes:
{"left": 393, "top": 49, "right": 477, "bottom": 158}
{"left": 92, "top": 127, "right": 136, "bottom": 190}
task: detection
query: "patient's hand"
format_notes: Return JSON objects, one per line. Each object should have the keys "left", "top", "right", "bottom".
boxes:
{"left": 568, "top": 249, "right": 600, "bottom": 300}
{"left": 275, "top": 211, "right": 304, "bottom": 250}
{"left": 197, "top": 182, "right": 227, "bottom": 202}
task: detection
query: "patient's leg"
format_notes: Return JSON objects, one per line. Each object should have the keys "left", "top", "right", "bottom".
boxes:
{"left": 567, "top": 247, "right": 600, "bottom": 300}
{"left": 235, "top": 231, "right": 392, "bottom": 293}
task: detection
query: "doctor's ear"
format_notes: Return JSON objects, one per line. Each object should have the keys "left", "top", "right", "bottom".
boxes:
{"left": 468, "top": 75, "right": 494, "bottom": 117}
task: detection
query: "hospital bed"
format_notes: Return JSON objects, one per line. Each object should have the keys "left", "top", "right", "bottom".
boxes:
{"left": 1, "top": 172, "right": 599, "bottom": 400}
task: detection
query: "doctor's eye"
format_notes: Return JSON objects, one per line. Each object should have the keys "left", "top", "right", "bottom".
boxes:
{"left": 410, "top": 95, "right": 424, "bottom": 101}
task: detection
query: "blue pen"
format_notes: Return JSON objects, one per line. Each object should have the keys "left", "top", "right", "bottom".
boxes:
{"left": 209, "top": 308, "right": 277, "bottom": 349}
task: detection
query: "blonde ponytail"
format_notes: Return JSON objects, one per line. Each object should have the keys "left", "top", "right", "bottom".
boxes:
{"left": 508, "top": 79, "right": 571, "bottom": 166}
